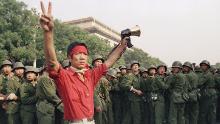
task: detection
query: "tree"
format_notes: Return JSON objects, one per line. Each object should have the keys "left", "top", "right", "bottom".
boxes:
{"left": 0, "top": 0, "right": 164, "bottom": 68}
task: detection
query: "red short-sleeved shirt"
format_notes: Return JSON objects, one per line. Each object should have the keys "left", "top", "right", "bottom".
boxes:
{"left": 48, "top": 64, "right": 107, "bottom": 121}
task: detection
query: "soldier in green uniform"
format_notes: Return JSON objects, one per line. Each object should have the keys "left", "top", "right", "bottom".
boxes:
{"left": 198, "top": 60, "right": 217, "bottom": 124}
{"left": 118, "top": 65, "right": 128, "bottom": 123}
{"left": 92, "top": 55, "right": 110, "bottom": 124}
{"left": 139, "top": 67, "right": 149, "bottom": 124}
{"left": 102, "top": 69, "right": 115, "bottom": 124}
{"left": 0, "top": 60, "right": 14, "bottom": 124}
{"left": 36, "top": 67, "right": 63, "bottom": 124}
{"left": 153, "top": 64, "right": 168, "bottom": 124}
{"left": 141, "top": 65, "right": 167, "bottom": 124}
{"left": 167, "top": 61, "right": 187, "bottom": 124}
{"left": 215, "top": 68, "right": 220, "bottom": 122}
{"left": 194, "top": 66, "right": 202, "bottom": 74}
{"left": 6, "top": 62, "right": 25, "bottom": 124}
{"left": 108, "top": 68, "right": 121, "bottom": 124}
{"left": 119, "top": 65, "right": 127, "bottom": 76}
{"left": 140, "top": 67, "right": 148, "bottom": 78}
{"left": 126, "top": 64, "right": 132, "bottom": 74}
{"left": 20, "top": 66, "right": 38, "bottom": 124}
{"left": 121, "top": 61, "right": 143, "bottom": 124}
{"left": 182, "top": 62, "right": 199, "bottom": 124}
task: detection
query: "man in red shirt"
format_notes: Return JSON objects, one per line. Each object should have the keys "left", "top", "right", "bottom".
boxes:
{"left": 40, "top": 2, "right": 128, "bottom": 124}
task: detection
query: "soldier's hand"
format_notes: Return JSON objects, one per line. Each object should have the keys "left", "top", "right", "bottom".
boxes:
{"left": 95, "top": 106, "right": 102, "bottom": 112}
{"left": 7, "top": 93, "right": 17, "bottom": 100}
{"left": 136, "top": 90, "right": 143, "bottom": 96}
{"left": 0, "top": 94, "right": 6, "bottom": 100}
{"left": 40, "top": 1, "right": 54, "bottom": 32}
{"left": 0, "top": 97, "right": 5, "bottom": 100}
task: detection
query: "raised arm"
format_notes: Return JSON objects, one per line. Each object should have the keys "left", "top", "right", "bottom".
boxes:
{"left": 40, "top": 1, "right": 59, "bottom": 72}
{"left": 104, "top": 38, "right": 128, "bottom": 68}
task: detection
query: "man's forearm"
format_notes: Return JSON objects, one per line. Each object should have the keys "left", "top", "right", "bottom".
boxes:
{"left": 105, "top": 39, "right": 127, "bottom": 68}
{"left": 44, "top": 31, "right": 58, "bottom": 69}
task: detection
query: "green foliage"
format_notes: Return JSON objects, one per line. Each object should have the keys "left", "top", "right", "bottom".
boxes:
{"left": 0, "top": 0, "right": 164, "bottom": 68}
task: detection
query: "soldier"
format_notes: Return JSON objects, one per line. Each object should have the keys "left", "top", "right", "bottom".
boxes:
{"left": 121, "top": 61, "right": 143, "bottom": 124}
{"left": 6, "top": 62, "right": 25, "bottom": 124}
{"left": 118, "top": 65, "right": 128, "bottom": 122}
{"left": 103, "top": 69, "right": 115, "bottom": 124}
{"left": 215, "top": 68, "right": 220, "bottom": 122}
{"left": 0, "top": 60, "right": 13, "bottom": 124}
{"left": 36, "top": 66, "right": 64, "bottom": 124}
{"left": 20, "top": 66, "right": 38, "bottom": 124}
{"left": 140, "top": 66, "right": 156, "bottom": 124}
{"left": 139, "top": 67, "right": 149, "bottom": 124}
{"left": 126, "top": 64, "right": 132, "bottom": 74}
{"left": 182, "top": 62, "right": 199, "bottom": 124}
{"left": 167, "top": 61, "right": 187, "bottom": 124}
{"left": 115, "top": 68, "right": 121, "bottom": 78}
{"left": 194, "top": 66, "right": 202, "bottom": 74}
{"left": 119, "top": 65, "right": 127, "bottom": 76}
{"left": 92, "top": 55, "right": 106, "bottom": 124}
{"left": 153, "top": 64, "right": 168, "bottom": 124}
{"left": 108, "top": 68, "right": 122, "bottom": 124}
{"left": 140, "top": 67, "right": 148, "bottom": 78}
{"left": 198, "top": 60, "right": 217, "bottom": 124}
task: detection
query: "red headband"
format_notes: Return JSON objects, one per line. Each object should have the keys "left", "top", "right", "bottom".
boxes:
{"left": 69, "top": 45, "right": 88, "bottom": 56}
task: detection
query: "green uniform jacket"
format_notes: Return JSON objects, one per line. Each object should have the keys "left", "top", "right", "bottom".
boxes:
{"left": 20, "top": 81, "right": 38, "bottom": 112}
{"left": 198, "top": 70, "right": 217, "bottom": 97}
{"left": 0, "top": 74, "right": 10, "bottom": 95}
{"left": 36, "top": 76, "right": 62, "bottom": 115}
{"left": 121, "top": 73, "right": 142, "bottom": 102}
{"left": 214, "top": 73, "right": 220, "bottom": 95}
{"left": 167, "top": 73, "right": 187, "bottom": 103}
{"left": 7, "top": 76, "right": 23, "bottom": 114}
{"left": 184, "top": 72, "right": 199, "bottom": 102}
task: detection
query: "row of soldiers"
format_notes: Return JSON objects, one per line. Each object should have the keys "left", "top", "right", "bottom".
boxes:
{"left": 0, "top": 60, "right": 69, "bottom": 124}
{"left": 92, "top": 55, "right": 220, "bottom": 124}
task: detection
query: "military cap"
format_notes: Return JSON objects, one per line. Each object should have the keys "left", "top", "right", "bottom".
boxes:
{"left": 13, "top": 62, "right": 25, "bottom": 70}
{"left": 200, "top": 60, "right": 210, "bottom": 68}
{"left": 115, "top": 68, "right": 121, "bottom": 73}
{"left": 130, "top": 60, "right": 140, "bottom": 67}
{"left": 119, "top": 65, "right": 127, "bottom": 70}
{"left": 1, "top": 60, "right": 13, "bottom": 69}
{"left": 148, "top": 65, "right": 157, "bottom": 71}
{"left": 210, "top": 66, "right": 216, "bottom": 73}
{"left": 92, "top": 55, "right": 104, "bottom": 65}
{"left": 194, "top": 66, "right": 202, "bottom": 72}
{"left": 183, "top": 61, "right": 193, "bottom": 70}
{"left": 172, "top": 61, "right": 182, "bottom": 68}
{"left": 107, "top": 68, "right": 117, "bottom": 78}
{"left": 157, "top": 64, "right": 167, "bottom": 71}
{"left": 216, "top": 68, "right": 220, "bottom": 74}
{"left": 25, "top": 66, "right": 38, "bottom": 74}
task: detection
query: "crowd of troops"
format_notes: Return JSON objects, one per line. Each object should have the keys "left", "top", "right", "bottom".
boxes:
{"left": 0, "top": 60, "right": 68, "bottom": 124}
{"left": 0, "top": 55, "right": 220, "bottom": 124}
{"left": 91, "top": 55, "right": 220, "bottom": 124}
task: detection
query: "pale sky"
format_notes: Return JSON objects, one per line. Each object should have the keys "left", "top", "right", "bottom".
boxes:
{"left": 19, "top": 0, "right": 220, "bottom": 66}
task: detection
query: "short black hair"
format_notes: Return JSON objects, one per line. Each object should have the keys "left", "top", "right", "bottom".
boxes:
{"left": 67, "top": 41, "right": 88, "bottom": 56}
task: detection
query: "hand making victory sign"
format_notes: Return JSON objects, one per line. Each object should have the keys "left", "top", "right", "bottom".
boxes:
{"left": 40, "top": 1, "right": 54, "bottom": 32}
